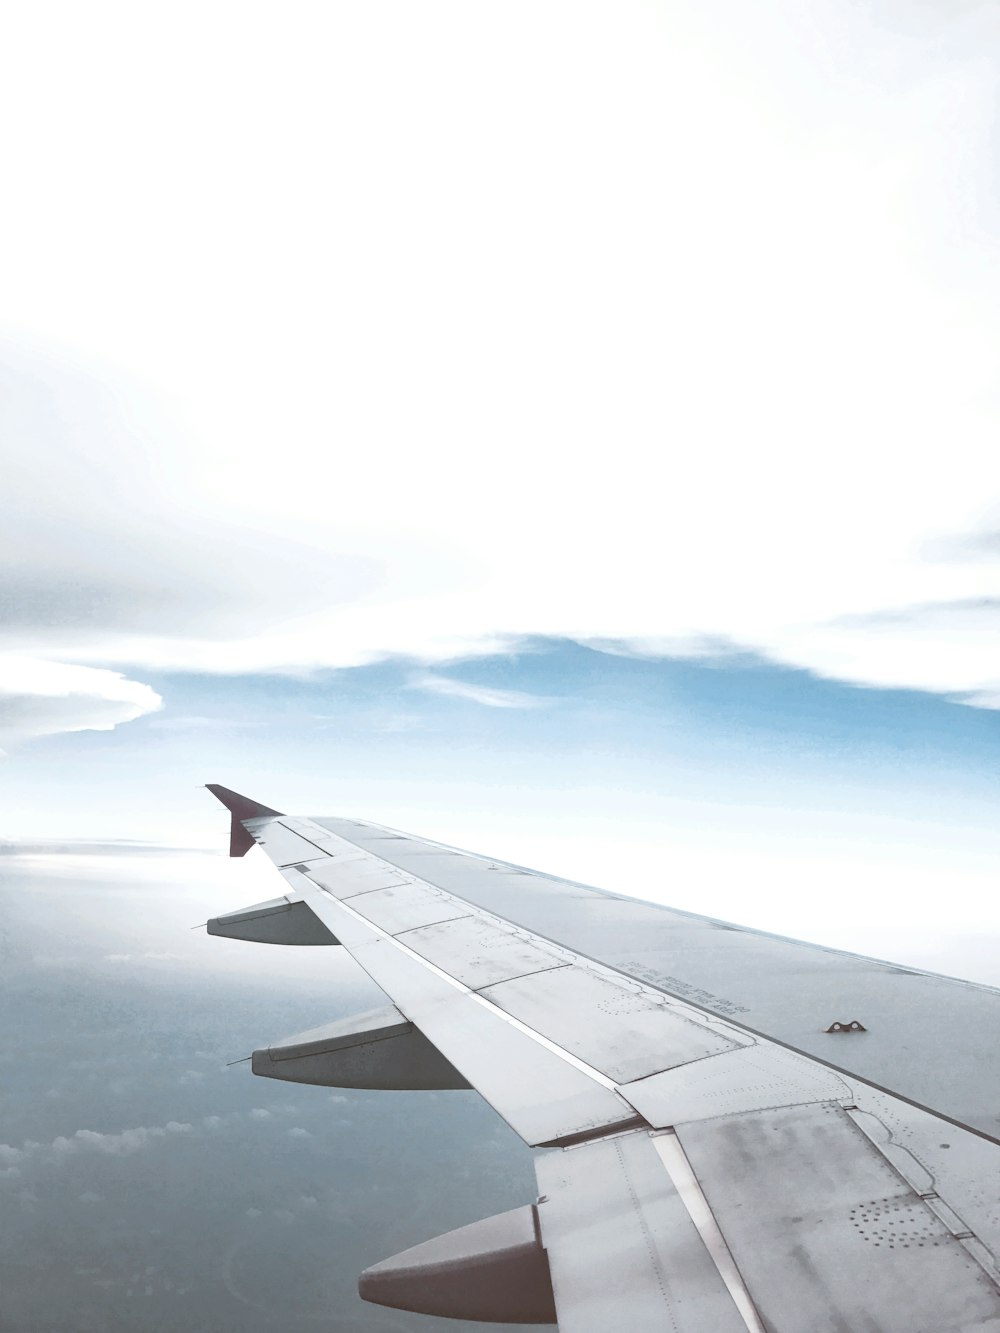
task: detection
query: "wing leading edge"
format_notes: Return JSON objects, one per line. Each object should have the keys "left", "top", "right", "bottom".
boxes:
{"left": 204, "top": 786, "right": 1000, "bottom": 1331}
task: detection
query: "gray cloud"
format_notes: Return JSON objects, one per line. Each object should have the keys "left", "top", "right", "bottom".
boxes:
{"left": 0, "top": 345, "right": 376, "bottom": 747}
{"left": 832, "top": 598, "right": 1000, "bottom": 629}
{"left": 0, "top": 693, "right": 155, "bottom": 745}
{"left": 1, "top": 546, "right": 381, "bottom": 642}
{"left": 924, "top": 528, "right": 1000, "bottom": 561}
{"left": 0, "top": 347, "right": 382, "bottom": 649}
{"left": 0, "top": 839, "right": 206, "bottom": 856}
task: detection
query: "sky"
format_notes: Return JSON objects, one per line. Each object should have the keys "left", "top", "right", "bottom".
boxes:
{"left": 2, "top": 1, "right": 1000, "bottom": 1328}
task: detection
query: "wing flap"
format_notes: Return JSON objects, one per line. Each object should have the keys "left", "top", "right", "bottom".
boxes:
{"left": 535, "top": 1130, "right": 751, "bottom": 1333}
{"left": 677, "top": 1103, "right": 1000, "bottom": 1332}
{"left": 246, "top": 818, "right": 332, "bottom": 867}
{"left": 308, "top": 858, "right": 413, "bottom": 898}
{"left": 479, "top": 964, "right": 741, "bottom": 1084}
{"left": 295, "top": 882, "right": 639, "bottom": 1145}
{"left": 398, "top": 915, "right": 568, "bottom": 988}
{"left": 338, "top": 881, "right": 471, "bottom": 933}
{"left": 622, "top": 1043, "right": 851, "bottom": 1128}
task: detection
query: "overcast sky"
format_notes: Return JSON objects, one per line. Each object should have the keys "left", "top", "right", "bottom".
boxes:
{"left": 3, "top": 3, "right": 1000, "bottom": 1327}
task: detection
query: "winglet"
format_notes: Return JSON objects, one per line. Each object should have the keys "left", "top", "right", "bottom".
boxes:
{"left": 206, "top": 784, "right": 284, "bottom": 857}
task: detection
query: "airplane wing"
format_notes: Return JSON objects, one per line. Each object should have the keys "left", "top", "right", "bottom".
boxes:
{"left": 204, "top": 784, "right": 1000, "bottom": 1331}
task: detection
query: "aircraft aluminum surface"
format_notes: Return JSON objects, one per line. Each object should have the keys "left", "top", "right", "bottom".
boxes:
{"left": 209, "top": 796, "right": 1000, "bottom": 1329}
{"left": 677, "top": 1102, "right": 1000, "bottom": 1330}
{"left": 622, "top": 1042, "right": 852, "bottom": 1128}
{"left": 306, "top": 857, "right": 411, "bottom": 899}
{"left": 479, "top": 963, "right": 739, "bottom": 1084}
{"left": 305, "top": 815, "right": 1000, "bottom": 1140}
{"left": 339, "top": 880, "right": 473, "bottom": 934}
{"left": 244, "top": 819, "right": 332, "bottom": 868}
{"left": 397, "top": 914, "right": 568, "bottom": 988}
{"left": 299, "top": 888, "right": 638, "bottom": 1146}
{"left": 535, "top": 1129, "right": 749, "bottom": 1333}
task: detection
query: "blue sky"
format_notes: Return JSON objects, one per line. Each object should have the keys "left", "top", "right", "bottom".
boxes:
{"left": 9, "top": 636, "right": 1000, "bottom": 832}
{"left": 4, "top": 636, "right": 999, "bottom": 980}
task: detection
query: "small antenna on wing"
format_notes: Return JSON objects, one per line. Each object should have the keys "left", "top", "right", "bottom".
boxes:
{"left": 226, "top": 1056, "right": 252, "bottom": 1067}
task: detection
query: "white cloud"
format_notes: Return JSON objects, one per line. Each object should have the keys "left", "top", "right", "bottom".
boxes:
{"left": 0, "top": 1119, "right": 194, "bottom": 1170}
{"left": 411, "top": 673, "right": 552, "bottom": 710}
{"left": 1, "top": 3, "right": 999, "bottom": 705}
{"left": 0, "top": 656, "right": 161, "bottom": 748}
{"left": 0, "top": 1107, "right": 321, "bottom": 1186}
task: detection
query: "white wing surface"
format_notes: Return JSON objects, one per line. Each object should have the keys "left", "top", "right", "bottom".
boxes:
{"left": 205, "top": 785, "right": 1000, "bottom": 1331}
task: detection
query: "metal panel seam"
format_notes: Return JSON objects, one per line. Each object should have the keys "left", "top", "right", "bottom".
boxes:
{"left": 389, "top": 915, "right": 475, "bottom": 935}
{"left": 337, "top": 884, "right": 427, "bottom": 902}
{"left": 613, "top": 1133, "right": 681, "bottom": 1333}
{"left": 297, "top": 822, "right": 1000, "bottom": 1149}
{"left": 469, "top": 961, "right": 572, "bottom": 992}
{"left": 273, "top": 820, "right": 345, "bottom": 856}
{"left": 302, "top": 882, "right": 624, "bottom": 1095}
{"left": 844, "top": 1107, "right": 1000, "bottom": 1288}
{"left": 650, "top": 1130, "right": 767, "bottom": 1333}
{"left": 292, "top": 825, "right": 751, "bottom": 1031}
